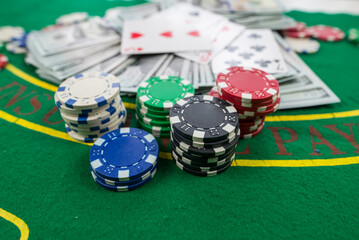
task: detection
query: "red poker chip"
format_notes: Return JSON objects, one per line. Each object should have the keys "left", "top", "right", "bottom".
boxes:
{"left": 286, "top": 22, "right": 306, "bottom": 32}
{"left": 239, "top": 117, "right": 265, "bottom": 128}
{"left": 284, "top": 29, "right": 312, "bottom": 38}
{"left": 216, "top": 66, "right": 279, "bottom": 103}
{"left": 208, "top": 86, "right": 221, "bottom": 99}
{"left": 233, "top": 96, "right": 281, "bottom": 113}
{"left": 0, "top": 54, "right": 9, "bottom": 69}
{"left": 307, "top": 25, "right": 345, "bottom": 42}
{"left": 236, "top": 101, "right": 280, "bottom": 118}
{"left": 219, "top": 89, "right": 279, "bottom": 108}
{"left": 240, "top": 121, "right": 265, "bottom": 134}
{"left": 240, "top": 123, "right": 264, "bottom": 139}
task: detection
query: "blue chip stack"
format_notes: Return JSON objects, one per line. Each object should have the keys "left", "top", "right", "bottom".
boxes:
{"left": 89, "top": 128, "right": 159, "bottom": 192}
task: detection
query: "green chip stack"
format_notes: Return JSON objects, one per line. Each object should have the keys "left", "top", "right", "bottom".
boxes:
{"left": 348, "top": 28, "right": 359, "bottom": 46}
{"left": 136, "top": 76, "right": 195, "bottom": 138}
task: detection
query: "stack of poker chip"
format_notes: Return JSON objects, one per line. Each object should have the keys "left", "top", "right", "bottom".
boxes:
{"left": 136, "top": 76, "right": 195, "bottom": 138}
{"left": 90, "top": 128, "right": 158, "bottom": 192}
{"left": 55, "top": 72, "right": 126, "bottom": 143}
{"left": 212, "top": 66, "right": 280, "bottom": 139}
{"left": 170, "top": 95, "right": 239, "bottom": 177}
{"left": 6, "top": 31, "right": 28, "bottom": 54}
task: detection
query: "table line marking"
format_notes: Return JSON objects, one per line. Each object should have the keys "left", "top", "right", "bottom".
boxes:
{"left": 1, "top": 109, "right": 358, "bottom": 167}
{"left": 0, "top": 208, "right": 29, "bottom": 240}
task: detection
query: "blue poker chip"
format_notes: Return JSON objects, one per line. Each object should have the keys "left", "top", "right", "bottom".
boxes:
{"left": 90, "top": 161, "right": 158, "bottom": 186}
{"left": 65, "top": 124, "right": 97, "bottom": 143}
{"left": 93, "top": 168, "right": 157, "bottom": 192}
{"left": 90, "top": 128, "right": 159, "bottom": 181}
{"left": 68, "top": 106, "right": 126, "bottom": 128}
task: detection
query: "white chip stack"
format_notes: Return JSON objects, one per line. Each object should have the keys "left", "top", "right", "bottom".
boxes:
{"left": 54, "top": 72, "right": 127, "bottom": 143}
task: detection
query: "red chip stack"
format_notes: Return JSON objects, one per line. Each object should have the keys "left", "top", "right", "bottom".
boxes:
{"left": 210, "top": 66, "right": 280, "bottom": 139}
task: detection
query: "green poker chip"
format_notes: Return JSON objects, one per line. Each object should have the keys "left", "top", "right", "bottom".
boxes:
{"left": 137, "top": 76, "right": 195, "bottom": 111}
{"left": 348, "top": 28, "right": 359, "bottom": 44}
{"left": 136, "top": 106, "right": 170, "bottom": 121}
{"left": 137, "top": 117, "right": 171, "bottom": 138}
{"left": 0, "top": 42, "right": 4, "bottom": 51}
{"left": 136, "top": 110, "right": 170, "bottom": 127}
{"left": 136, "top": 98, "right": 170, "bottom": 116}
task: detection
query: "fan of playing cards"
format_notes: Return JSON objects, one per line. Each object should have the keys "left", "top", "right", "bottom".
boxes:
{"left": 25, "top": 1, "right": 340, "bottom": 109}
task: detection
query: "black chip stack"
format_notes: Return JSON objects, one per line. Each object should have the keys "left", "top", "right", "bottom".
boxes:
{"left": 170, "top": 95, "right": 239, "bottom": 177}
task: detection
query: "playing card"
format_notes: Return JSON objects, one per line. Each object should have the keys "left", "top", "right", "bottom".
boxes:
{"left": 211, "top": 29, "right": 287, "bottom": 75}
{"left": 176, "top": 20, "right": 245, "bottom": 64}
{"left": 121, "top": 13, "right": 213, "bottom": 55}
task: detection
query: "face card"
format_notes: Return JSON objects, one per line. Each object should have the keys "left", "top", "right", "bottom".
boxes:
{"left": 211, "top": 29, "right": 288, "bottom": 75}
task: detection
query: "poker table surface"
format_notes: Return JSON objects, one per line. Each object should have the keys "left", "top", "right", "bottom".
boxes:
{"left": 1, "top": 1, "right": 359, "bottom": 239}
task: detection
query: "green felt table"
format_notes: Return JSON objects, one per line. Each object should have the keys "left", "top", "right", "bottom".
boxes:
{"left": 1, "top": 1, "right": 359, "bottom": 239}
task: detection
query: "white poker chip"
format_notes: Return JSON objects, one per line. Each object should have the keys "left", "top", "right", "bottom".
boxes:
{"left": 56, "top": 12, "right": 89, "bottom": 25}
{"left": 6, "top": 42, "right": 27, "bottom": 54}
{"left": 0, "top": 26, "right": 25, "bottom": 42}
{"left": 285, "top": 37, "right": 320, "bottom": 54}
{"left": 55, "top": 72, "right": 120, "bottom": 110}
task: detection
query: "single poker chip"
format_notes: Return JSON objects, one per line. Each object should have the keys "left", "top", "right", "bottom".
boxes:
{"left": 136, "top": 110, "right": 170, "bottom": 127}
{"left": 224, "top": 93, "right": 279, "bottom": 108}
{"left": 91, "top": 161, "right": 157, "bottom": 186}
{"left": 284, "top": 29, "right": 312, "bottom": 38}
{"left": 307, "top": 25, "right": 345, "bottom": 42}
{"left": 61, "top": 97, "right": 122, "bottom": 125}
{"left": 171, "top": 130, "right": 239, "bottom": 157}
{"left": 171, "top": 147, "right": 234, "bottom": 168}
{"left": 285, "top": 22, "right": 306, "bottom": 32}
{"left": 71, "top": 113, "right": 126, "bottom": 136}
{"left": 93, "top": 168, "right": 157, "bottom": 192}
{"left": 172, "top": 127, "right": 237, "bottom": 148}
{"left": 170, "top": 95, "right": 238, "bottom": 143}
{"left": 235, "top": 99, "right": 280, "bottom": 117}
{"left": 67, "top": 106, "right": 126, "bottom": 129}
{"left": 137, "top": 76, "right": 194, "bottom": 111}
{"left": 90, "top": 128, "right": 159, "bottom": 181}
{"left": 55, "top": 94, "right": 116, "bottom": 115}
{"left": 171, "top": 138, "right": 236, "bottom": 164}
{"left": 136, "top": 101, "right": 170, "bottom": 116}
{"left": 233, "top": 96, "right": 281, "bottom": 113}
{"left": 56, "top": 12, "right": 89, "bottom": 25}
{"left": 136, "top": 106, "right": 170, "bottom": 121}
{"left": 240, "top": 123, "right": 264, "bottom": 139}
{"left": 137, "top": 116, "right": 171, "bottom": 138}
{"left": 174, "top": 156, "right": 233, "bottom": 177}
{"left": 0, "top": 26, "right": 24, "bottom": 42}
{"left": 70, "top": 111, "right": 126, "bottom": 133}
{"left": 0, "top": 54, "right": 8, "bottom": 69}
{"left": 65, "top": 124, "right": 98, "bottom": 143}
{"left": 240, "top": 118, "right": 264, "bottom": 129}
{"left": 172, "top": 150, "right": 234, "bottom": 173}
{"left": 285, "top": 36, "right": 320, "bottom": 54}
{"left": 348, "top": 28, "right": 359, "bottom": 43}
{"left": 6, "top": 42, "right": 27, "bottom": 54}
{"left": 56, "top": 72, "right": 120, "bottom": 110}
{"left": 216, "top": 66, "right": 279, "bottom": 103}
{"left": 240, "top": 121, "right": 265, "bottom": 134}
